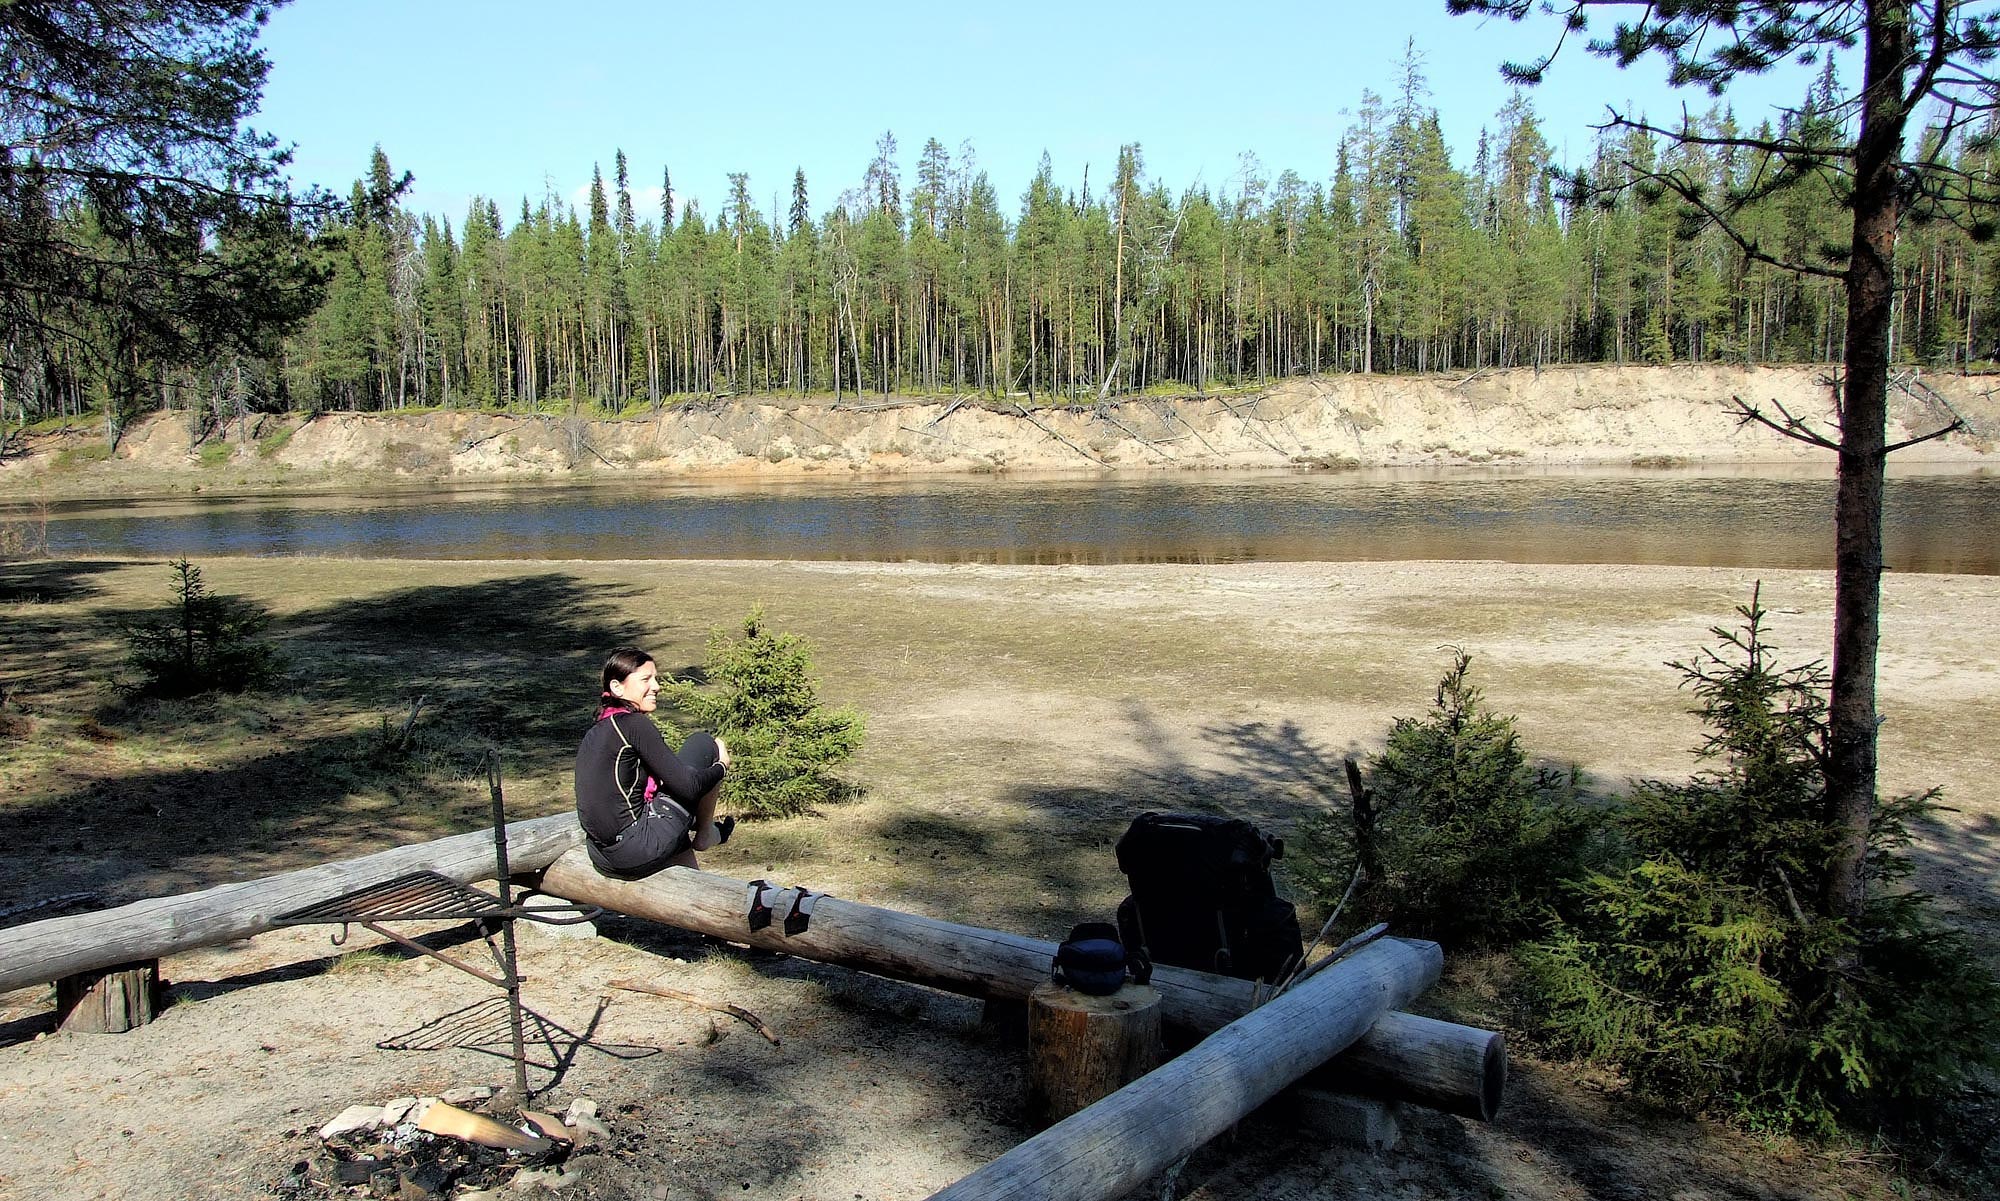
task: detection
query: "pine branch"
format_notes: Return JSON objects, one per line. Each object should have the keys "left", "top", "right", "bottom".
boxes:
{"left": 1727, "top": 394, "right": 1841, "bottom": 452}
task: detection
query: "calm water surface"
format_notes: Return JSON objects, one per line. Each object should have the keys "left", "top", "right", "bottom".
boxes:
{"left": 11, "top": 467, "right": 1998, "bottom": 573}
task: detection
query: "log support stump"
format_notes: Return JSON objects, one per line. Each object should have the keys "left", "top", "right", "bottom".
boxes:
{"left": 55, "top": 959, "right": 159, "bottom": 1033}
{"left": 1026, "top": 981, "right": 1162, "bottom": 1127}
{"left": 1281, "top": 1087, "right": 1403, "bottom": 1151}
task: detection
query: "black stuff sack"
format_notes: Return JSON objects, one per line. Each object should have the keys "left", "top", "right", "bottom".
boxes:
{"left": 1052, "top": 921, "right": 1147, "bottom": 996}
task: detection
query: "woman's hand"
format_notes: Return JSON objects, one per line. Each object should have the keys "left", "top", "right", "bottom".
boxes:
{"left": 716, "top": 736, "right": 731, "bottom": 768}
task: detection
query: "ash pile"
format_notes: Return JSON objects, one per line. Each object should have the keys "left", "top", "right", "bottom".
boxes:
{"left": 272, "top": 1086, "right": 627, "bottom": 1198}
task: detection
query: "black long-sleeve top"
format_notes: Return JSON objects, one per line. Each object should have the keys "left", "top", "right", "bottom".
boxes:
{"left": 573, "top": 710, "right": 726, "bottom": 845}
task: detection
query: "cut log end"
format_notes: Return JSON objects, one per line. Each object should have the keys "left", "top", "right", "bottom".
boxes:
{"left": 1026, "top": 982, "right": 1163, "bottom": 1127}
{"left": 1313, "top": 1011, "right": 1507, "bottom": 1122}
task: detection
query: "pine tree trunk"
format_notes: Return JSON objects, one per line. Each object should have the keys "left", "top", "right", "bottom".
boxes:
{"left": 1824, "top": 1, "right": 1910, "bottom": 922}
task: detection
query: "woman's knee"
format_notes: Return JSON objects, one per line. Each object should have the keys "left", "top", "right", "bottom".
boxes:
{"left": 679, "top": 730, "right": 721, "bottom": 768}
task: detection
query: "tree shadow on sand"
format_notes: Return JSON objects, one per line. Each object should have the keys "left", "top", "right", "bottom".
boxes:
{"left": 0, "top": 571, "right": 647, "bottom": 910}
{"left": 846, "top": 702, "right": 1371, "bottom": 941}
{"left": 0, "top": 558, "right": 118, "bottom": 605}
{"left": 0, "top": 559, "right": 127, "bottom": 700}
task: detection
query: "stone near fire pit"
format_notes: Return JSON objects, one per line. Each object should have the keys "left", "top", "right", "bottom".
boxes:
{"left": 317, "top": 1104, "right": 385, "bottom": 1140}
{"left": 379, "top": 1095, "right": 418, "bottom": 1126}
{"left": 512, "top": 1165, "right": 583, "bottom": 1190}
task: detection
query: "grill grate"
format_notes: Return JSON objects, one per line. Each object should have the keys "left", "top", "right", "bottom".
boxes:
{"left": 272, "top": 870, "right": 512, "bottom": 926}
{"left": 266, "top": 753, "right": 615, "bottom": 1099}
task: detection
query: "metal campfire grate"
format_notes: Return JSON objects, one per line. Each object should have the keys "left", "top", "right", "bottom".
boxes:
{"left": 272, "top": 871, "right": 516, "bottom": 927}
{"left": 267, "top": 754, "right": 610, "bottom": 1099}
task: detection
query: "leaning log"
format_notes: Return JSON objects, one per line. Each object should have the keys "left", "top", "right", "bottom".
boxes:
{"left": 0, "top": 813, "right": 582, "bottom": 996}
{"left": 927, "top": 936, "right": 1444, "bottom": 1201}
{"left": 535, "top": 853, "right": 1501, "bottom": 1118}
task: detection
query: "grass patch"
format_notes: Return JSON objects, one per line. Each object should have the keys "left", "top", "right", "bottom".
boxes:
{"left": 256, "top": 421, "right": 298, "bottom": 458}
{"left": 52, "top": 442, "right": 112, "bottom": 470}
{"left": 325, "top": 947, "right": 400, "bottom": 976}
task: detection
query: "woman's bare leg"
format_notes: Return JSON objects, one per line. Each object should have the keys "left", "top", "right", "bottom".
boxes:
{"left": 668, "top": 731, "right": 729, "bottom": 855}
{"left": 690, "top": 781, "right": 724, "bottom": 851}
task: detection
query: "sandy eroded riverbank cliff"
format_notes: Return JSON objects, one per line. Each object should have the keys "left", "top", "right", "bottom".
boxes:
{"left": 5, "top": 364, "right": 1996, "bottom": 496}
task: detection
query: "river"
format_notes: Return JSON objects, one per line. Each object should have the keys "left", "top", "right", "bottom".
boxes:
{"left": 8, "top": 466, "right": 1996, "bottom": 573}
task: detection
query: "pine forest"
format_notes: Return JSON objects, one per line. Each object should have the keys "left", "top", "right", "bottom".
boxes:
{"left": 16, "top": 63, "right": 2000, "bottom": 424}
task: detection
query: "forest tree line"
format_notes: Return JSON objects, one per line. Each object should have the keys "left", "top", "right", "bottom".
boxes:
{"left": 13, "top": 58, "right": 2000, "bottom": 427}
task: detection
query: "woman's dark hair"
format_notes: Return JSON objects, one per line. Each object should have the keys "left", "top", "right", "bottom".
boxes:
{"left": 599, "top": 646, "right": 655, "bottom": 706}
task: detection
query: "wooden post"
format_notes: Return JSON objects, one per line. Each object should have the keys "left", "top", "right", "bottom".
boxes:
{"left": 1026, "top": 982, "right": 1162, "bottom": 1126}
{"left": 55, "top": 960, "right": 158, "bottom": 1033}
{"left": 927, "top": 936, "right": 1444, "bottom": 1201}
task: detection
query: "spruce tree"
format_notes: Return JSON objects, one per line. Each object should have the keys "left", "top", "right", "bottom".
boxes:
{"left": 659, "top": 608, "right": 864, "bottom": 818}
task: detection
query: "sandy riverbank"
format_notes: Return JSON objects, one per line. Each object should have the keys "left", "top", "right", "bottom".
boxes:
{"left": 5, "top": 365, "right": 1997, "bottom": 499}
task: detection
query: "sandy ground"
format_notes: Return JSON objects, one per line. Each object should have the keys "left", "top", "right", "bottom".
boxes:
{"left": 1, "top": 558, "right": 1996, "bottom": 1199}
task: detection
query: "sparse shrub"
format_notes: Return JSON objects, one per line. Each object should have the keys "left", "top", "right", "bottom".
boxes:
{"left": 659, "top": 606, "right": 864, "bottom": 818}
{"left": 122, "top": 559, "right": 281, "bottom": 696}
{"left": 1523, "top": 588, "right": 2000, "bottom": 1137}
{"left": 1295, "top": 649, "right": 1590, "bottom": 947}
{"left": 1289, "top": 452, "right": 1360, "bottom": 471}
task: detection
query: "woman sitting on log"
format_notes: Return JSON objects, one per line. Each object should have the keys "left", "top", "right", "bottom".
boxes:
{"left": 575, "top": 646, "right": 734, "bottom": 877}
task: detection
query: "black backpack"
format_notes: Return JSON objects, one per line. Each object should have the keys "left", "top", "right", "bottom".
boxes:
{"left": 1114, "top": 811, "right": 1303, "bottom": 984}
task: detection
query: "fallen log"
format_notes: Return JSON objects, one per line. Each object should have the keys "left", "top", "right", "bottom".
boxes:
{"left": 535, "top": 853, "right": 1502, "bottom": 1118}
{"left": 1310, "top": 1010, "right": 1505, "bottom": 1121}
{"left": 0, "top": 813, "right": 582, "bottom": 996}
{"left": 0, "top": 824, "right": 1501, "bottom": 1122}
{"left": 927, "top": 936, "right": 1443, "bottom": 1201}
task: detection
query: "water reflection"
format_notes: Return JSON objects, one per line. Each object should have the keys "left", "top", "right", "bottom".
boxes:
{"left": 11, "top": 467, "right": 1998, "bottom": 574}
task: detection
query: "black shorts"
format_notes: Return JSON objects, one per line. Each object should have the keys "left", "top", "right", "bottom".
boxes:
{"left": 585, "top": 801, "right": 693, "bottom": 879}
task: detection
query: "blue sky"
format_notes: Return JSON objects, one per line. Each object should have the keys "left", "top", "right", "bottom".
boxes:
{"left": 254, "top": 0, "right": 1827, "bottom": 228}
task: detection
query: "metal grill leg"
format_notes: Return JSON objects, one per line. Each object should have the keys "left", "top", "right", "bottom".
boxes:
{"left": 490, "top": 753, "right": 529, "bottom": 1102}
